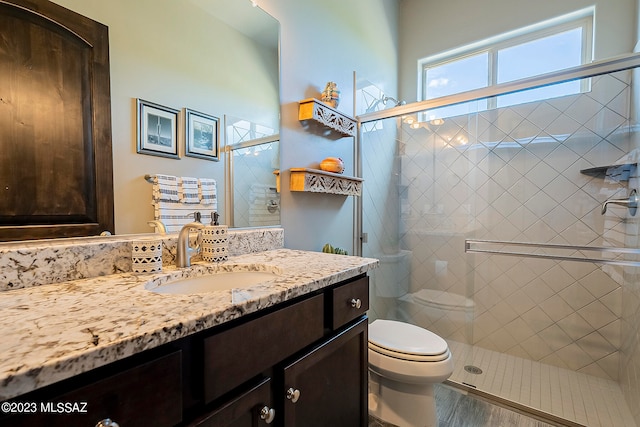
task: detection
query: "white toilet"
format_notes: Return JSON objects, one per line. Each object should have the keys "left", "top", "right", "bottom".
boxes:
{"left": 399, "top": 288, "right": 475, "bottom": 337}
{"left": 368, "top": 319, "right": 454, "bottom": 427}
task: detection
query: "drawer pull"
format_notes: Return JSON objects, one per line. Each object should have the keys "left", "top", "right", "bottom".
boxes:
{"left": 259, "top": 405, "right": 276, "bottom": 424}
{"left": 286, "top": 387, "right": 301, "bottom": 403}
{"left": 350, "top": 298, "right": 362, "bottom": 309}
{"left": 95, "top": 419, "right": 119, "bottom": 427}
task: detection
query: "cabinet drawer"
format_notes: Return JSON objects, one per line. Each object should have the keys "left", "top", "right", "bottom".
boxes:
{"left": 190, "top": 377, "right": 272, "bottom": 427}
{"left": 204, "top": 294, "right": 324, "bottom": 403}
{"left": 331, "top": 276, "right": 369, "bottom": 329}
{"left": 2, "top": 350, "right": 182, "bottom": 427}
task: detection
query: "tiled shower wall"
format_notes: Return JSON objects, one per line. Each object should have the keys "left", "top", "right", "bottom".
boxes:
{"left": 231, "top": 141, "right": 280, "bottom": 227}
{"left": 361, "top": 70, "right": 640, "bottom": 418}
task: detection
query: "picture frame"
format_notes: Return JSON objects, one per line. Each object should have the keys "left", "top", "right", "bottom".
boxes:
{"left": 184, "top": 108, "right": 220, "bottom": 161}
{"left": 136, "top": 99, "right": 180, "bottom": 159}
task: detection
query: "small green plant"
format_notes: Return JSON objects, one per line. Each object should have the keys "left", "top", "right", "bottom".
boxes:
{"left": 322, "top": 243, "right": 348, "bottom": 255}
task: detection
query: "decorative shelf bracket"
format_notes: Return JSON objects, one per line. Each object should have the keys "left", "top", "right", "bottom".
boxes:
{"left": 298, "top": 98, "right": 356, "bottom": 137}
{"left": 284, "top": 168, "right": 363, "bottom": 196}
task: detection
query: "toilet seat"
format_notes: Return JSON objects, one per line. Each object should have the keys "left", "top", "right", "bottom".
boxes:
{"left": 368, "top": 320, "right": 454, "bottom": 425}
{"left": 368, "top": 319, "right": 450, "bottom": 362}
{"left": 369, "top": 341, "right": 450, "bottom": 362}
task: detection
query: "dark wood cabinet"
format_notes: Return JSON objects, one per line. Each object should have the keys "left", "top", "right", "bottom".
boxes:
{"left": 0, "top": 0, "right": 114, "bottom": 241}
{"left": 0, "top": 275, "right": 369, "bottom": 427}
{"left": 190, "top": 378, "right": 274, "bottom": 427}
{"left": 282, "top": 318, "right": 368, "bottom": 427}
{"left": 203, "top": 294, "right": 324, "bottom": 403}
{"left": 1, "top": 350, "right": 182, "bottom": 427}
{"left": 200, "top": 276, "right": 369, "bottom": 427}
{"left": 330, "top": 275, "right": 369, "bottom": 328}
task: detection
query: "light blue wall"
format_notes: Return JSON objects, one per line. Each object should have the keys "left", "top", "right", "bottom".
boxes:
{"left": 260, "top": 0, "right": 400, "bottom": 252}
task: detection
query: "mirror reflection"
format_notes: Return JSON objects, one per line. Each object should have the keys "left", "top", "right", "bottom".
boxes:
{"left": 8, "top": 0, "right": 280, "bottom": 241}
{"left": 225, "top": 115, "right": 280, "bottom": 228}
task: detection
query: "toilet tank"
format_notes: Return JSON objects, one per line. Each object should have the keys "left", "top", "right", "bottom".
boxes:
{"left": 373, "top": 250, "right": 411, "bottom": 297}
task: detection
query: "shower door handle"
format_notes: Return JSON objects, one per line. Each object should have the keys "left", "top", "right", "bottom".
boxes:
{"left": 601, "top": 189, "right": 638, "bottom": 215}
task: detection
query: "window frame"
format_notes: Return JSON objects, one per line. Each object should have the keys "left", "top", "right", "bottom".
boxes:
{"left": 417, "top": 8, "right": 594, "bottom": 110}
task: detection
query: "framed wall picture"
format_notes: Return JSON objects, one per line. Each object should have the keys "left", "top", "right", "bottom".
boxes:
{"left": 184, "top": 108, "right": 220, "bottom": 161}
{"left": 136, "top": 99, "right": 180, "bottom": 159}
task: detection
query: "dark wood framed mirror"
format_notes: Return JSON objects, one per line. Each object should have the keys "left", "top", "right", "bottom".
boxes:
{"left": 0, "top": 0, "right": 114, "bottom": 241}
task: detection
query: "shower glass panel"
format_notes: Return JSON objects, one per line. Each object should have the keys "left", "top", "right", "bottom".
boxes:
{"left": 360, "top": 67, "right": 640, "bottom": 426}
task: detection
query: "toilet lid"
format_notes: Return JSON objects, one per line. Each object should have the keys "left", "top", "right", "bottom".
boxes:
{"left": 368, "top": 319, "right": 449, "bottom": 358}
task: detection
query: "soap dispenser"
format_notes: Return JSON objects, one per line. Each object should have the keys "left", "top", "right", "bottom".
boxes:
{"left": 201, "top": 211, "right": 228, "bottom": 262}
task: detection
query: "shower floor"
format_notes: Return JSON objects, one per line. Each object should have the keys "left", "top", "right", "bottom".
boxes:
{"left": 447, "top": 341, "right": 636, "bottom": 427}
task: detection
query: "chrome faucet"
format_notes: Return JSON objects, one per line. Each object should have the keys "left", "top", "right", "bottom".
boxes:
{"left": 601, "top": 189, "right": 638, "bottom": 215}
{"left": 176, "top": 213, "right": 204, "bottom": 268}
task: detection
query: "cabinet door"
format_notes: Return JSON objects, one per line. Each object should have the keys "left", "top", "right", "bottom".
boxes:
{"left": 190, "top": 378, "right": 275, "bottom": 427}
{"left": 282, "top": 317, "right": 367, "bottom": 427}
{"left": 1, "top": 351, "right": 182, "bottom": 427}
{"left": 0, "top": 0, "right": 114, "bottom": 240}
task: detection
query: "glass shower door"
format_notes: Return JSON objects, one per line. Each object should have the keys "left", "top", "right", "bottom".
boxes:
{"left": 359, "top": 67, "right": 640, "bottom": 426}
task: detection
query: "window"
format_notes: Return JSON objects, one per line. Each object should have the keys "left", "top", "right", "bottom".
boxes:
{"left": 419, "top": 8, "right": 593, "bottom": 118}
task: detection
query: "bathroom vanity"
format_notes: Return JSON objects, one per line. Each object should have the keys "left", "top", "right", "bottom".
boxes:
{"left": 0, "top": 248, "right": 377, "bottom": 427}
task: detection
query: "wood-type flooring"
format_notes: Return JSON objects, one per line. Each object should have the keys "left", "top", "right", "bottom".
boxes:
{"left": 368, "top": 384, "right": 560, "bottom": 427}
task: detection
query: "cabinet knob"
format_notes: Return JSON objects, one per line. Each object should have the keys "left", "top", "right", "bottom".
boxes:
{"left": 350, "top": 298, "right": 362, "bottom": 309}
{"left": 95, "top": 419, "right": 119, "bottom": 427}
{"left": 259, "top": 405, "right": 276, "bottom": 424}
{"left": 286, "top": 387, "right": 301, "bottom": 403}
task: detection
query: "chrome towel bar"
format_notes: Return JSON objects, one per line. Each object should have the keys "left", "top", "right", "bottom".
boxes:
{"left": 465, "top": 239, "right": 640, "bottom": 268}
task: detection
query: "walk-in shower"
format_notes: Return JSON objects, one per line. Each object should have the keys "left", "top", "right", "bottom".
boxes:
{"left": 357, "top": 53, "right": 640, "bottom": 427}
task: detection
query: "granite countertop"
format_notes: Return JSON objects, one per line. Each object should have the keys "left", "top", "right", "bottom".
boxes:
{"left": 0, "top": 249, "right": 378, "bottom": 401}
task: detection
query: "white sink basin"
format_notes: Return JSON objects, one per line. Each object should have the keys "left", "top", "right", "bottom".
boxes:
{"left": 148, "top": 271, "right": 279, "bottom": 295}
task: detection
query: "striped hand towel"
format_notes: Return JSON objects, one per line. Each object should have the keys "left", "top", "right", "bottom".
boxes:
{"left": 199, "top": 178, "right": 217, "bottom": 205}
{"left": 154, "top": 201, "right": 202, "bottom": 233}
{"left": 152, "top": 174, "right": 179, "bottom": 202}
{"left": 179, "top": 177, "right": 200, "bottom": 204}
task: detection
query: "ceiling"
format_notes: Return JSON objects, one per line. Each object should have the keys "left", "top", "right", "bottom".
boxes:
{"left": 188, "top": 0, "right": 279, "bottom": 48}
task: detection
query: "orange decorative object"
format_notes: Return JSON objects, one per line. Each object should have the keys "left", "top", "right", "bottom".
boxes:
{"left": 320, "top": 157, "right": 344, "bottom": 174}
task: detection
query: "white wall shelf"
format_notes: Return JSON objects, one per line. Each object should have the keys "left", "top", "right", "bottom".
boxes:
{"left": 275, "top": 168, "right": 363, "bottom": 196}
{"left": 298, "top": 98, "right": 356, "bottom": 137}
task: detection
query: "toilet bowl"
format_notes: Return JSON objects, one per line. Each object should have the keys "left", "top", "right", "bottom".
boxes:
{"left": 368, "top": 319, "right": 453, "bottom": 427}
